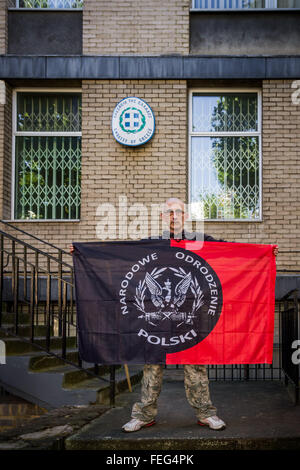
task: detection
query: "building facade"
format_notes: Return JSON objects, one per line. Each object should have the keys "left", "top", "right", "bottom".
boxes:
{"left": 0, "top": 0, "right": 299, "bottom": 283}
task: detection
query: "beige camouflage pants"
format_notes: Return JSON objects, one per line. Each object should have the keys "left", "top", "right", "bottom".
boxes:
{"left": 131, "top": 364, "right": 217, "bottom": 422}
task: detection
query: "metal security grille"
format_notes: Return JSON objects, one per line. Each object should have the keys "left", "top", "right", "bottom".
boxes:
{"left": 189, "top": 91, "right": 261, "bottom": 221}
{"left": 11, "top": 0, "right": 83, "bottom": 8}
{"left": 192, "top": 0, "right": 290, "bottom": 8}
{"left": 14, "top": 92, "right": 82, "bottom": 220}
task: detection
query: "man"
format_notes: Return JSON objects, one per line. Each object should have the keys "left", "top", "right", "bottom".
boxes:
{"left": 69, "top": 197, "right": 278, "bottom": 433}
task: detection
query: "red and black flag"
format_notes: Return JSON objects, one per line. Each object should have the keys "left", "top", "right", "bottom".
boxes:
{"left": 72, "top": 239, "right": 276, "bottom": 365}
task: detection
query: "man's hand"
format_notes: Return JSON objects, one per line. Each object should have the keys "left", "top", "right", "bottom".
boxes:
{"left": 273, "top": 246, "right": 279, "bottom": 256}
{"left": 69, "top": 244, "right": 74, "bottom": 254}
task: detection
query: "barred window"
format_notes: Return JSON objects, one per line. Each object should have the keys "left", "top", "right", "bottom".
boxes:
{"left": 10, "top": 0, "right": 83, "bottom": 8}
{"left": 13, "top": 91, "right": 82, "bottom": 220}
{"left": 189, "top": 90, "right": 261, "bottom": 221}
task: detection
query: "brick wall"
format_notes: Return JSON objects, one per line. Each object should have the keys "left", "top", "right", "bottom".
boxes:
{"left": 83, "top": 0, "right": 190, "bottom": 56}
{"left": 0, "top": 0, "right": 7, "bottom": 55}
{"left": 79, "top": 79, "right": 187, "bottom": 240}
{"left": 1, "top": 79, "right": 188, "bottom": 266}
{"left": 204, "top": 79, "right": 300, "bottom": 272}
{"left": 1, "top": 79, "right": 300, "bottom": 274}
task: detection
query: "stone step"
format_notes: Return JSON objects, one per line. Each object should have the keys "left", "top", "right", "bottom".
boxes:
{"left": 28, "top": 361, "right": 121, "bottom": 387}
{"left": 70, "top": 365, "right": 144, "bottom": 405}
{"left": 0, "top": 354, "right": 143, "bottom": 409}
{"left": 0, "top": 312, "right": 31, "bottom": 325}
{"left": 65, "top": 381, "right": 300, "bottom": 451}
{"left": 0, "top": 402, "right": 46, "bottom": 417}
{"left": 29, "top": 350, "right": 79, "bottom": 371}
{"left": 0, "top": 324, "right": 51, "bottom": 338}
{"left": 62, "top": 365, "right": 122, "bottom": 387}
{"left": 3, "top": 336, "right": 77, "bottom": 355}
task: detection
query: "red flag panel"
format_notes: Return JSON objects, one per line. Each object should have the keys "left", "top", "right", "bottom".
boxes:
{"left": 166, "top": 241, "right": 277, "bottom": 365}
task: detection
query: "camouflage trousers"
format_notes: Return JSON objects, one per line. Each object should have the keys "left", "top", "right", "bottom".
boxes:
{"left": 131, "top": 364, "right": 217, "bottom": 422}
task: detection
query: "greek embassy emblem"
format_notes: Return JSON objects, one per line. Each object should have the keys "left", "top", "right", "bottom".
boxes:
{"left": 112, "top": 97, "right": 155, "bottom": 146}
{"left": 119, "top": 247, "right": 223, "bottom": 354}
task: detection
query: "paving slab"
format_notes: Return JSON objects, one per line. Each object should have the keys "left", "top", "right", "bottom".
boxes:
{"left": 65, "top": 372, "right": 300, "bottom": 451}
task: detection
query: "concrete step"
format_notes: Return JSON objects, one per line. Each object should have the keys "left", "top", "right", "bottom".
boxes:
{"left": 3, "top": 336, "right": 77, "bottom": 355}
{"left": 0, "top": 312, "right": 31, "bottom": 325}
{"left": 69, "top": 366, "right": 144, "bottom": 405}
{"left": 0, "top": 324, "right": 51, "bottom": 338}
{"left": 0, "top": 402, "right": 46, "bottom": 417}
{"left": 65, "top": 381, "right": 300, "bottom": 451}
{"left": 28, "top": 350, "right": 127, "bottom": 387}
{"left": 28, "top": 360, "right": 122, "bottom": 387}
{"left": 29, "top": 350, "right": 80, "bottom": 371}
{"left": 0, "top": 353, "right": 143, "bottom": 410}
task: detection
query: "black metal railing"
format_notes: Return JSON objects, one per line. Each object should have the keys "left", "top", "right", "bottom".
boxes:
{"left": 279, "top": 289, "right": 299, "bottom": 405}
{"left": 1, "top": 220, "right": 299, "bottom": 406}
{"left": 167, "top": 264, "right": 300, "bottom": 397}
{"left": 0, "top": 220, "right": 117, "bottom": 407}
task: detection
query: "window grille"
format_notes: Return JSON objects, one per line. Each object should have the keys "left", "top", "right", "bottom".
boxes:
{"left": 192, "top": 0, "right": 300, "bottom": 8}
{"left": 10, "top": 0, "right": 83, "bottom": 8}
{"left": 189, "top": 91, "right": 261, "bottom": 221}
{"left": 13, "top": 92, "right": 82, "bottom": 220}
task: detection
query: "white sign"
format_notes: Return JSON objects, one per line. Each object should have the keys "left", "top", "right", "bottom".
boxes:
{"left": 0, "top": 81, "right": 6, "bottom": 106}
{"left": 112, "top": 96, "right": 155, "bottom": 146}
{"left": 0, "top": 339, "right": 6, "bottom": 364}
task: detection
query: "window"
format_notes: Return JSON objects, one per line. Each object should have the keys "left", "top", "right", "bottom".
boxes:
{"left": 192, "top": 0, "right": 300, "bottom": 8}
{"left": 189, "top": 90, "right": 261, "bottom": 221}
{"left": 10, "top": 0, "right": 83, "bottom": 8}
{"left": 13, "top": 90, "right": 82, "bottom": 220}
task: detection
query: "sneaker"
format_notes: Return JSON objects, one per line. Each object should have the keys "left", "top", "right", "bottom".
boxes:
{"left": 122, "top": 418, "right": 156, "bottom": 433}
{"left": 198, "top": 415, "right": 226, "bottom": 430}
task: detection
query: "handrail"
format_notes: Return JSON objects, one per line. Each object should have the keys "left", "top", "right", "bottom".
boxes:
{"left": 1, "top": 249, "right": 74, "bottom": 287}
{"left": 0, "top": 229, "right": 73, "bottom": 270}
{"left": 0, "top": 220, "right": 70, "bottom": 256}
{"left": 0, "top": 226, "right": 117, "bottom": 406}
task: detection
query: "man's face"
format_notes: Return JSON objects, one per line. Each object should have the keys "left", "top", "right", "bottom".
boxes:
{"left": 161, "top": 201, "right": 186, "bottom": 235}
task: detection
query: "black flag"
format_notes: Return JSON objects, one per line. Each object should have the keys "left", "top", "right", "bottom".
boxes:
{"left": 72, "top": 239, "right": 223, "bottom": 364}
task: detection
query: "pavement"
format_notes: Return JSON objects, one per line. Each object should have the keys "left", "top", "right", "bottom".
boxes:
{"left": 65, "top": 369, "right": 300, "bottom": 451}
{"left": 0, "top": 368, "right": 299, "bottom": 451}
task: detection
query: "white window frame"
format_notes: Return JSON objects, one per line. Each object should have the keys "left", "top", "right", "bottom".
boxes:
{"left": 11, "top": 87, "right": 82, "bottom": 222}
{"left": 188, "top": 88, "right": 262, "bottom": 222}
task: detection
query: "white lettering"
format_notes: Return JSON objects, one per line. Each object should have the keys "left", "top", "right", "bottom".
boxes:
{"left": 131, "top": 264, "right": 140, "bottom": 273}
{"left": 291, "top": 339, "right": 300, "bottom": 365}
{"left": 137, "top": 329, "right": 198, "bottom": 346}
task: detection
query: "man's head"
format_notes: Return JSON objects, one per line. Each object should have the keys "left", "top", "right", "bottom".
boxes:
{"left": 161, "top": 198, "right": 187, "bottom": 237}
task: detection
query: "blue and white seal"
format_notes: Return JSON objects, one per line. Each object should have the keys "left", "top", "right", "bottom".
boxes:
{"left": 112, "top": 96, "right": 155, "bottom": 147}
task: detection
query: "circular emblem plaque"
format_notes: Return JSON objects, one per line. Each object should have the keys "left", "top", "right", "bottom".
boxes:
{"left": 112, "top": 96, "right": 155, "bottom": 146}
{"left": 118, "top": 246, "right": 223, "bottom": 356}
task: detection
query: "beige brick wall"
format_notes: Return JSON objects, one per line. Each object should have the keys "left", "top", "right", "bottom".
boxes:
{"left": 0, "top": 0, "right": 7, "bottom": 55}
{"left": 79, "top": 79, "right": 187, "bottom": 236}
{"left": 1, "top": 79, "right": 188, "bottom": 268}
{"left": 204, "top": 79, "right": 300, "bottom": 272}
{"left": 83, "top": 0, "right": 190, "bottom": 56}
{"left": 1, "top": 79, "right": 300, "bottom": 274}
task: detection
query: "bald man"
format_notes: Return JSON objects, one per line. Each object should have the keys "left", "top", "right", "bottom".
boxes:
{"left": 122, "top": 198, "right": 228, "bottom": 432}
{"left": 69, "top": 198, "right": 278, "bottom": 432}
{"left": 122, "top": 198, "right": 278, "bottom": 432}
